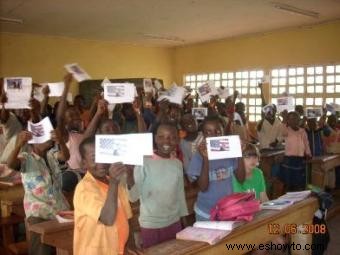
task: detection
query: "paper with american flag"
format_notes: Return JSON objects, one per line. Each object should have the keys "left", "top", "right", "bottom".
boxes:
{"left": 95, "top": 133, "right": 153, "bottom": 165}
{"left": 206, "top": 135, "right": 242, "bottom": 160}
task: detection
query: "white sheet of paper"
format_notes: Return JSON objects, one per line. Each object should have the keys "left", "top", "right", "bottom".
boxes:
{"left": 206, "top": 135, "right": 242, "bottom": 160}
{"left": 27, "top": 117, "right": 54, "bottom": 144}
{"left": 276, "top": 96, "right": 294, "bottom": 113}
{"left": 217, "top": 87, "right": 230, "bottom": 99}
{"left": 154, "top": 79, "right": 163, "bottom": 90}
{"left": 47, "top": 82, "right": 65, "bottom": 97}
{"left": 33, "top": 86, "right": 44, "bottom": 102}
{"left": 4, "top": 77, "right": 32, "bottom": 109}
{"left": 306, "top": 108, "right": 322, "bottom": 119}
{"left": 103, "top": 83, "right": 136, "bottom": 104}
{"left": 101, "top": 77, "right": 111, "bottom": 88}
{"left": 95, "top": 133, "right": 153, "bottom": 165}
{"left": 192, "top": 107, "right": 208, "bottom": 120}
{"left": 64, "top": 63, "right": 91, "bottom": 82}
{"left": 67, "top": 92, "right": 73, "bottom": 103}
{"left": 198, "top": 81, "right": 217, "bottom": 103}
{"left": 143, "top": 79, "right": 153, "bottom": 93}
{"left": 157, "top": 84, "right": 186, "bottom": 105}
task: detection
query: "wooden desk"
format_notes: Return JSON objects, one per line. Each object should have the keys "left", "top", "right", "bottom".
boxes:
{"left": 29, "top": 220, "right": 73, "bottom": 255}
{"left": 145, "top": 197, "right": 318, "bottom": 255}
{"left": 309, "top": 154, "right": 340, "bottom": 189}
{"left": 260, "top": 149, "right": 285, "bottom": 198}
{"left": 0, "top": 183, "right": 24, "bottom": 217}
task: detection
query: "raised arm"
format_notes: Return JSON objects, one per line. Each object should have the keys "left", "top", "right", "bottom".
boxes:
{"left": 82, "top": 99, "right": 107, "bottom": 140}
{"left": 0, "top": 92, "right": 10, "bottom": 124}
{"left": 196, "top": 141, "right": 210, "bottom": 192}
{"left": 99, "top": 163, "right": 127, "bottom": 226}
{"left": 57, "top": 74, "right": 73, "bottom": 136}
{"left": 7, "top": 131, "right": 32, "bottom": 170}
{"left": 132, "top": 98, "right": 146, "bottom": 133}
{"left": 51, "top": 128, "right": 70, "bottom": 162}
{"left": 40, "top": 85, "right": 50, "bottom": 117}
{"left": 233, "top": 158, "right": 246, "bottom": 183}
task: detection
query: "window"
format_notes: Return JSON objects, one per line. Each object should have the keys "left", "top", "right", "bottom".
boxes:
{"left": 271, "top": 64, "right": 340, "bottom": 109}
{"left": 184, "top": 63, "right": 340, "bottom": 122}
{"left": 184, "top": 69, "right": 264, "bottom": 121}
{"left": 271, "top": 67, "right": 304, "bottom": 106}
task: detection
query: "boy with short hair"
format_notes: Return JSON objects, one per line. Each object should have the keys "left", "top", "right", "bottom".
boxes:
{"left": 73, "top": 136, "right": 134, "bottom": 255}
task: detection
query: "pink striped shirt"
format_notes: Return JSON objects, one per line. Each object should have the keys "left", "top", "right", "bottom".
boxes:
{"left": 282, "top": 126, "right": 311, "bottom": 157}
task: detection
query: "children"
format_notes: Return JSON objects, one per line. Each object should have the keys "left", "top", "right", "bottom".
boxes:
{"left": 73, "top": 137, "right": 133, "bottom": 255}
{"left": 127, "top": 123, "right": 188, "bottom": 248}
{"left": 180, "top": 113, "right": 203, "bottom": 173}
{"left": 187, "top": 115, "right": 245, "bottom": 221}
{"left": 257, "top": 104, "right": 283, "bottom": 150}
{"left": 7, "top": 127, "right": 70, "bottom": 255}
{"left": 232, "top": 143, "right": 268, "bottom": 202}
{"left": 306, "top": 116, "right": 330, "bottom": 156}
{"left": 280, "top": 111, "right": 311, "bottom": 191}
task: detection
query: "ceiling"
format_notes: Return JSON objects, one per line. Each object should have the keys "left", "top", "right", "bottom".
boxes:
{"left": 1, "top": 0, "right": 340, "bottom": 47}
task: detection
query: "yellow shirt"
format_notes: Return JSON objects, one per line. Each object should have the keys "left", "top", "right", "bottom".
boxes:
{"left": 73, "top": 172, "right": 132, "bottom": 255}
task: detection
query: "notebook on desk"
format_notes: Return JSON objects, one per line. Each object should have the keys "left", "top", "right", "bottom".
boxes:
{"left": 176, "top": 226, "right": 231, "bottom": 245}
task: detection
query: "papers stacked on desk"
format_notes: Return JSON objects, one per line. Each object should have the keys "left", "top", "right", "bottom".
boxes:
{"left": 261, "top": 190, "right": 311, "bottom": 210}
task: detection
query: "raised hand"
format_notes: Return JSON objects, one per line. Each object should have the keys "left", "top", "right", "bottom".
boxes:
{"left": 198, "top": 140, "right": 208, "bottom": 159}
{"left": 17, "top": 131, "right": 33, "bottom": 147}
{"left": 63, "top": 73, "right": 73, "bottom": 88}
{"left": 96, "top": 99, "right": 108, "bottom": 115}
{"left": 42, "top": 85, "right": 50, "bottom": 96}
{"left": 108, "top": 162, "right": 128, "bottom": 183}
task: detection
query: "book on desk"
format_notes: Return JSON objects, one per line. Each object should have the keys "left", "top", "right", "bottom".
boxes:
{"left": 176, "top": 221, "right": 243, "bottom": 245}
{"left": 261, "top": 190, "right": 311, "bottom": 210}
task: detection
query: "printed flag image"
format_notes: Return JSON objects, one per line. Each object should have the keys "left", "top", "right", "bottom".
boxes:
{"left": 210, "top": 139, "right": 230, "bottom": 152}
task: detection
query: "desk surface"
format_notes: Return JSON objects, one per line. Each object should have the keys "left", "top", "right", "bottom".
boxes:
{"left": 309, "top": 154, "right": 340, "bottom": 163}
{"left": 145, "top": 197, "right": 318, "bottom": 255}
{"left": 260, "top": 149, "right": 285, "bottom": 158}
{"left": 30, "top": 198, "right": 318, "bottom": 255}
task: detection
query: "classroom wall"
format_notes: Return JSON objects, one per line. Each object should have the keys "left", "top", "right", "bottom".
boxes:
{"left": 173, "top": 20, "right": 340, "bottom": 84}
{"left": 0, "top": 33, "right": 175, "bottom": 95}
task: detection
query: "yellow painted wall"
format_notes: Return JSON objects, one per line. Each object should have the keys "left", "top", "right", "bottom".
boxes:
{"left": 0, "top": 33, "right": 175, "bottom": 95}
{"left": 174, "top": 20, "right": 340, "bottom": 84}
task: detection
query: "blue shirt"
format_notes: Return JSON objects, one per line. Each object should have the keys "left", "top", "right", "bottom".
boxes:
{"left": 187, "top": 152, "right": 238, "bottom": 219}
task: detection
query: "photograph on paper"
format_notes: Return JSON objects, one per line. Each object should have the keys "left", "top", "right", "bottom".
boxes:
{"left": 143, "top": 79, "right": 153, "bottom": 93}
{"left": 103, "top": 83, "right": 135, "bottom": 104}
{"left": 4, "top": 77, "right": 32, "bottom": 109}
{"left": 27, "top": 117, "right": 54, "bottom": 144}
{"left": 306, "top": 108, "right": 322, "bottom": 119}
{"left": 95, "top": 133, "right": 153, "bottom": 165}
{"left": 64, "top": 63, "right": 91, "bottom": 82}
{"left": 197, "top": 81, "right": 217, "bottom": 103}
{"left": 276, "top": 96, "right": 294, "bottom": 113}
{"left": 192, "top": 107, "right": 208, "bottom": 120}
{"left": 206, "top": 135, "right": 242, "bottom": 160}
{"left": 157, "top": 84, "right": 186, "bottom": 105}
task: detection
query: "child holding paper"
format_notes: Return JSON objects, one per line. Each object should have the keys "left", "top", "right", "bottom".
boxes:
{"left": 187, "top": 115, "right": 245, "bottom": 221}
{"left": 57, "top": 74, "right": 107, "bottom": 192}
{"left": 7, "top": 127, "right": 70, "bottom": 255}
{"left": 280, "top": 111, "right": 311, "bottom": 191}
{"left": 73, "top": 137, "right": 138, "bottom": 255}
{"left": 127, "top": 123, "right": 188, "bottom": 248}
{"left": 180, "top": 113, "right": 203, "bottom": 173}
{"left": 232, "top": 143, "right": 268, "bottom": 202}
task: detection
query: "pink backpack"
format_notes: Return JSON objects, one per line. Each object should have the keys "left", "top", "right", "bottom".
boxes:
{"left": 210, "top": 192, "right": 260, "bottom": 222}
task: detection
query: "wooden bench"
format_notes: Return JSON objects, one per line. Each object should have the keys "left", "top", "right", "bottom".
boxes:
{"left": 309, "top": 154, "right": 340, "bottom": 189}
